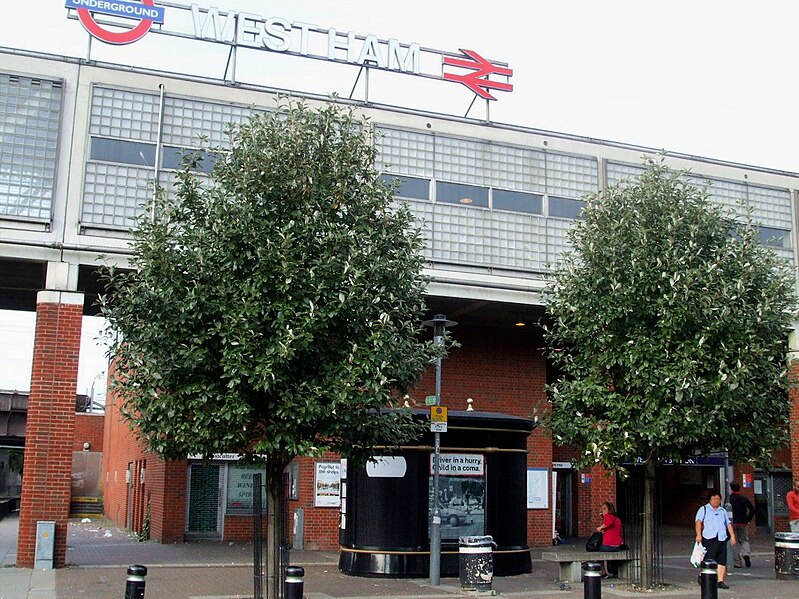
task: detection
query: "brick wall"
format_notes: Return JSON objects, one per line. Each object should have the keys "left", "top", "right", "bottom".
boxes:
{"left": 412, "top": 324, "right": 552, "bottom": 546}
{"left": 790, "top": 359, "right": 799, "bottom": 488}
{"left": 575, "top": 464, "right": 616, "bottom": 538}
{"left": 284, "top": 454, "right": 340, "bottom": 550}
{"left": 73, "top": 413, "right": 104, "bottom": 452}
{"left": 99, "top": 322, "right": 556, "bottom": 549}
{"left": 17, "top": 293, "right": 83, "bottom": 568}
{"left": 102, "top": 360, "right": 188, "bottom": 543}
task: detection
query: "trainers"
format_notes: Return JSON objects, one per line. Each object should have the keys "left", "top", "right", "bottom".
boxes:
{"left": 744, "top": 555, "right": 751, "bottom": 568}
{"left": 718, "top": 581, "right": 730, "bottom": 589}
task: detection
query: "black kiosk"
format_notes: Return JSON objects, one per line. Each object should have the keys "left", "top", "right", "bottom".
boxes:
{"left": 338, "top": 409, "right": 535, "bottom": 577}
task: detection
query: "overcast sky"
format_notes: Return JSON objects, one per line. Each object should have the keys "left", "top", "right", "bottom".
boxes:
{"left": 0, "top": 1, "right": 797, "bottom": 393}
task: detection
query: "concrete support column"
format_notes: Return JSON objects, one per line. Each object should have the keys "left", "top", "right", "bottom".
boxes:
{"left": 17, "top": 289, "right": 84, "bottom": 568}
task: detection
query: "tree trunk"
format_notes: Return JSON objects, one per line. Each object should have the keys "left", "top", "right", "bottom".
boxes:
{"left": 265, "top": 458, "right": 289, "bottom": 599}
{"left": 640, "top": 458, "right": 656, "bottom": 588}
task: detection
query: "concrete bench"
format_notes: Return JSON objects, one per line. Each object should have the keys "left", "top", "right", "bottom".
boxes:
{"left": 541, "top": 549, "right": 635, "bottom": 582}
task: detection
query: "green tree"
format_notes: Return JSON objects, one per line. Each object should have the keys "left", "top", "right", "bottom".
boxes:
{"left": 101, "top": 100, "right": 434, "bottom": 598}
{"left": 544, "top": 161, "right": 796, "bottom": 587}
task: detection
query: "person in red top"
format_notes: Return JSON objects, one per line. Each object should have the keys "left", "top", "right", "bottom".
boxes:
{"left": 787, "top": 480, "right": 799, "bottom": 533}
{"left": 596, "top": 501, "right": 624, "bottom": 578}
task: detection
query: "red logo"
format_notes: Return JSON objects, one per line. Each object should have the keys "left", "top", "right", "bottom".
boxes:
{"left": 68, "top": 0, "right": 163, "bottom": 45}
{"left": 442, "top": 49, "right": 513, "bottom": 100}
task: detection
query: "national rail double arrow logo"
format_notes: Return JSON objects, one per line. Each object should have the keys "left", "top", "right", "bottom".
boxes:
{"left": 442, "top": 49, "right": 514, "bottom": 100}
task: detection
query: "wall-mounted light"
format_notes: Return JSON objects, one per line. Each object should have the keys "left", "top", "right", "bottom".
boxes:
{"left": 83, "top": 442, "right": 91, "bottom": 451}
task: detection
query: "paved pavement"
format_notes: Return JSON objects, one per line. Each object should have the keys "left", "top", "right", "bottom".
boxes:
{"left": 2, "top": 511, "right": 799, "bottom": 598}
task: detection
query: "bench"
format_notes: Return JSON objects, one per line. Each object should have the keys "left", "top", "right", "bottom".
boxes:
{"left": 541, "top": 549, "right": 636, "bottom": 582}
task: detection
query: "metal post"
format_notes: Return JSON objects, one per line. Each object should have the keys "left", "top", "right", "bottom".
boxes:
{"left": 700, "top": 559, "right": 718, "bottom": 599}
{"left": 284, "top": 566, "right": 304, "bottom": 599}
{"left": 583, "top": 561, "right": 601, "bottom": 599}
{"left": 423, "top": 314, "right": 456, "bottom": 586}
{"left": 253, "top": 472, "right": 263, "bottom": 599}
{"left": 124, "top": 565, "right": 147, "bottom": 599}
{"left": 430, "top": 323, "right": 443, "bottom": 586}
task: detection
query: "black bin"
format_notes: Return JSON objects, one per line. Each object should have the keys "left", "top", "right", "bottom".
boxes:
{"left": 775, "top": 532, "right": 799, "bottom": 580}
{"left": 459, "top": 535, "right": 494, "bottom": 591}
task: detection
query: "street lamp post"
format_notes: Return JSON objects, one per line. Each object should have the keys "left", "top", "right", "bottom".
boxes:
{"left": 422, "top": 313, "right": 456, "bottom": 586}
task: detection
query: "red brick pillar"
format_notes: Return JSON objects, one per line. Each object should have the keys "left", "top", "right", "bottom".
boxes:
{"left": 17, "top": 290, "right": 83, "bottom": 568}
{"left": 527, "top": 428, "right": 554, "bottom": 546}
{"left": 577, "top": 464, "right": 616, "bottom": 538}
{"left": 790, "top": 358, "right": 799, "bottom": 492}
{"left": 147, "top": 458, "right": 187, "bottom": 543}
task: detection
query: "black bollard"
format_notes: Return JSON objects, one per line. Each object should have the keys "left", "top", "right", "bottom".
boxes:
{"left": 284, "top": 565, "right": 305, "bottom": 599}
{"left": 700, "top": 559, "right": 718, "bottom": 599}
{"left": 583, "top": 561, "right": 601, "bottom": 599}
{"left": 124, "top": 565, "right": 147, "bottom": 599}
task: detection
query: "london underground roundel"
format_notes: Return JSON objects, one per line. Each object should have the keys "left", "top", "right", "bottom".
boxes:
{"left": 66, "top": 0, "right": 165, "bottom": 46}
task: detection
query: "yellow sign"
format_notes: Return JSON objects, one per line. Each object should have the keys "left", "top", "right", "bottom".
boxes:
{"left": 430, "top": 406, "right": 447, "bottom": 422}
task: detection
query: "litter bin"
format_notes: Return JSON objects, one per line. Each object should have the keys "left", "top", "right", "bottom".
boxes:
{"left": 459, "top": 535, "right": 494, "bottom": 591}
{"left": 775, "top": 532, "right": 799, "bottom": 580}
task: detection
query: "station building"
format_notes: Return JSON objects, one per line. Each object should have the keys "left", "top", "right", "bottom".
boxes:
{"left": 2, "top": 7, "right": 799, "bottom": 569}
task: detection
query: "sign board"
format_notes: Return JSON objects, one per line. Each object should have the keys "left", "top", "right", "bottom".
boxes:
{"left": 314, "top": 461, "right": 341, "bottom": 507}
{"left": 425, "top": 395, "right": 437, "bottom": 406}
{"left": 64, "top": 2, "right": 514, "bottom": 102}
{"left": 581, "top": 473, "right": 592, "bottom": 484}
{"left": 430, "top": 406, "right": 447, "bottom": 433}
{"left": 527, "top": 467, "right": 549, "bottom": 509}
{"left": 430, "top": 453, "right": 483, "bottom": 476}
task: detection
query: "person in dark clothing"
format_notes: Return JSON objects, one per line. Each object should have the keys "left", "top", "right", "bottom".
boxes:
{"left": 729, "top": 481, "right": 755, "bottom": 568}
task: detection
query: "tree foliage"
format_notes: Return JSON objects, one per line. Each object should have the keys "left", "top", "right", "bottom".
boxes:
{"left": 100, "top": 100, "right": 434, "bottom": 466}
{"left": 545, "top": 161, "right": 797, "bottom": 469}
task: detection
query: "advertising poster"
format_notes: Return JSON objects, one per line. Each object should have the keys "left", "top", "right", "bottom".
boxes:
{"left": 527, "top": 467, "right": 549, "bottom": 509}
{"left": 314, "top": 462, "right": 341, "bottom": 507}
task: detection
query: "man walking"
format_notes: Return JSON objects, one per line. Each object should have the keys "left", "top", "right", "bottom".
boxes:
{"left": 729, "top": 482, "right": 755, "bottom": 568}
{"left": 788, "top": 480, "right": 799, "bottom": 533}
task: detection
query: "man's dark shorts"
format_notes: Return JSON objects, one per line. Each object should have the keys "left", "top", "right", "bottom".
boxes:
{"left": 701, "top": 537, "right": 728, "bottom": 566}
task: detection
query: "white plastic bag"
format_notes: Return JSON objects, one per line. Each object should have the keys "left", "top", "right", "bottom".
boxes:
{"left": 690, "top": 541, "right": 706, "bottom": 567}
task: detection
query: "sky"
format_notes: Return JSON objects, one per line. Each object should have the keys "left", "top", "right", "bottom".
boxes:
{"left": 0, "top": 1, "right": 797, "bottom": 394}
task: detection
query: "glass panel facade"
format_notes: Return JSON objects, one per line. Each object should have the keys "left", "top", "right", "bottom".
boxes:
{"left": 546, "top": 152, "right": 598, "bottom": 199}
{"left": 380, "top": 174, "right": 430, "bottom": 200}
{"left": 0, "top": 73, "right": 62, "bottom": 221}
{"left": 606, "top": 161, "right": 646, "bottom": 186}
{"left": 90, "top": 137, "right": 155, "bottom": 167}
{"left": 74, "top": 88, "right": 794, "bottom": 276}
{"left": 82, "top": 163, "right": 153, "bottom": 229}
{"left": 757, "top": 226, "right": 790, "bottom": 249}
{"left": 163, "top": 96, "right": 258, "bottom": 148}
{"left": 493, "top": 189, "right": 542, "bottom": 214}
{"left": 375, "top": 127, "right": 434, "bottom": 178}
{"left": 161, "top": 146, "right": 217, "bottom": 174}
{"left": 436, "top": 181, "right": 489, "bottom": 207}
{"left": 549, "top": 196, "right": 586, "bottom": 219}
{"left": 90, "top": 86, "right": 160, "bottom": 142}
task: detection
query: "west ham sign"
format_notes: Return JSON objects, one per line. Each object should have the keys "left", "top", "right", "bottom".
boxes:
{"left": 65, "top": 1, "right": 514, "bottom": 101}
